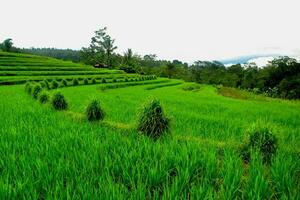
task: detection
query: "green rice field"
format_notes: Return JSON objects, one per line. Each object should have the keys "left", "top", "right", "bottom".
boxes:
{"left": 0, "top": 52, "right": 299, "bottom": 199}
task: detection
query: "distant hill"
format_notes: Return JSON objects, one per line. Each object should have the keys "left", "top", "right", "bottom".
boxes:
{"left": 219, "top": 54, "right": 281, "bottom": 66}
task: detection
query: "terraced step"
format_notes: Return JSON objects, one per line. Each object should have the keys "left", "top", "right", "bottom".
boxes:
{"left": 0, "top": 52, "right": 135, "bottom": 86}
{"left": 0, "top": 74, "right": 139, "bottom": 85}
{"left": 0, "top": 66, "right": 99, "bottom": 71}
{"left": 0, "top": 70, "right": 124, "bottom": 76}
{"left": 0, "top": 62, "right": 87, "bottom": 67}
{"left": 145, "top": 81, "right": 183, "bottom": 90}
{"left": 99, "top": 79, "right": 170, "bottom": 90}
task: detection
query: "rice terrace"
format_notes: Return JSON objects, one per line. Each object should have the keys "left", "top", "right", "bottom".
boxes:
{"left": 1, "top": 0, "right": 300, "bottom": 199}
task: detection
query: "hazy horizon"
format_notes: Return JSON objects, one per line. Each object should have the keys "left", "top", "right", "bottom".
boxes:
{"left": 1, "top": 0, "right": 300, "bottom": 62}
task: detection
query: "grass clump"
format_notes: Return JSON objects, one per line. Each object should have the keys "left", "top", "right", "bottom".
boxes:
{"left": 32, "top": 84, "right": 42, "bottom": 99}
{"left": 38, "top": 91, "right": 50, "bottom": 104}
{"left": 182, "top": 83, "right": 201, "bottom": 91}
{"left": 102, "top": 78, "right": 106, "bottom": 83}
{"left": 86, "top": 100, "right": 105, "bottom": 121}
{"left": 40, "top": 81, "right": 46, "bottom": 89}
{"left": 62, "top": 79, "right": 68, "bottom": 87}
{"left": 51, "top": 92, "right": 68, "bottom": 110}
{"left": 25, "top": 82, "right": 33, "bottom": 94}
{"left": 240, "top": 123, "right": 278, "bottom": 164}
{"left": 84, "top": 78, "right": 89, "bottom": 85}
{"left": 92, "top": 78, "right": 96, "bottom": 84}
{"left": 43, "top": 80, "right": 50, "bottom": 90}
{"left": 51, "top": 80, "right": 59, "bottom": 89}
{"left": 137, "top": 99, "right": 170, "bottom": 139}
{"left": 73, "top": 78, "right": 79, "bottom": 86}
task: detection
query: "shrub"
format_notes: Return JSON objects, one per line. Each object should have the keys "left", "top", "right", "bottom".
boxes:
{"left": 38, "top": 91, "right": 50, "bottom": 104}
{"left": 125, "top": 78, "right": 128, "bottom": 82}
{"left": 51, "top": 92, "right": 68, "bottom": 110}
{"left": 113, "top": 78, "right": 117, "bottom": 83}
{"left": 40, "top": 81, "right": 46, "bottom": 89}
{"left": 182, "top": 84, "right": 201, "bottom": 91}
{"left": 32, "top": 84, "right": 42, "bottom": 99}
{"left": 25, "top": 82, "right": 33, "bottom": 94}
{"left": 73, "top": 78, "right": 79, "bottom": 86}
{"left": 240, "top": 123, "right": 278, "bottom": 164}
{"left": 92, "top": 78, "right": 96, "bottom": 84}
{"left": 102, "top": 78, "right": 106, "bottom": 83}
{"left": 43, "top": 80, "right": 50, "bottom": 90}
{"left": 86, "top": 100, "right": 105, "bottom": 121}
{"left": 84, "top": 78, "right": 89, "bottom": 85}
{"left": 62, "top": 79, "right": 68, "bottom": 87}
{"left": 137, "top": 99, "right": 170, "bottom": 139}
{"left": 51, "top": 81, "right": 59, "bottom": 89}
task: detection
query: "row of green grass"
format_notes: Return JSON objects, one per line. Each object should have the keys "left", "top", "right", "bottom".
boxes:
{"left": 0, "top": 52, "right": 90, "bottom": 68}
{"left": 30, "top": 75, "right": 158, "bottom": 90}
{"left": 99, "top": 79, "right": 168, "bottom": 91}
{"left": 11, "top": 81, "right": 297, "bottom": 198}
{"left": 0, "top": 70, "right": 124, "bottom": 76}
{"left": 0, "top": 66, "right": 102, "bottom": 71}
{"left": 0, "top": 74, "right": 138, "bottom": 85}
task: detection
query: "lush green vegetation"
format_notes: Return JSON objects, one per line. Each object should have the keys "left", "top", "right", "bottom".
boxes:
{"left": 2, "top": 33, "right": 299, "bottom": 100}
{"left": 0, "top": 51, "right": 144, "bottom": 85}
{"left": 1, "top": 50, "right": 299, "bottom": 198}
{"left": 78, "top": 28, "right": 300, "bottom": 100}
{"left": 0, "top": 44, "right": 299, "bottom": 198}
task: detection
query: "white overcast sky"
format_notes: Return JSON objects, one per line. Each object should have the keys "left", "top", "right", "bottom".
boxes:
{"left": 1, "top": 0, "right": 300, "bottom": 62}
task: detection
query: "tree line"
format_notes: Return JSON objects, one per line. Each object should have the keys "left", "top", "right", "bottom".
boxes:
{"left": 1, "top": 27, "right": 299, "bottom": 99}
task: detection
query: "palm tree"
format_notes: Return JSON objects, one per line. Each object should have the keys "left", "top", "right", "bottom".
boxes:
{"left": 123, "top": 48, "right": 133, "bottom": 66}
{"left": 101, "top": 35, "right": 117, "bottom": 67}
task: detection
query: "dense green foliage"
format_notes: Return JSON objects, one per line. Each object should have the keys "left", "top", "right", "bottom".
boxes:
{"left": 137, "top": 99, "right": 170, "bottom": 139}
{"left": 248, "top": 123, "right": 278, "bottom": 164}
{"left": 240, "top": 123, "right": 278, "bottom": 164}
{"left": 62, "top": 79, "right": 68, "bottom": 86}
{"left": 20, "top": 48, "right": 81, "bottom": 62}
{"left": 2, "top": 36, "right": 299, "bottom": 100}
{"left": 38, "top": 91, "right": 50, "bottom": 104}
{"left": 32, "top": 84, "right": 42, "bottom": 99}
{"left": 1, "top": 75, "right": 300, "bottom": 198}
{"left": 86, "top": 100, "right": 105, "bottom": 121}
{"left": 51, "top": 92, "right": 68, "bottom": 110}
{"left": 79, "top": 28, "right": 300, "bottom": 99}
{"left": 24, "top": 82, "right": 33, "bottom": 94}
{"left": 0, "top": 38, "right": 299, "bottom": 198}
{"left": 0, "top": 51, "right": 127, "bottom": 86}
{"left": 80, "top": 27, "right": 117, "bottom": 66}
{"left": 83, "top": 78, "right": 88, "bottom": 85}
{"left": 72, "top": 78, "right": 79, "bottom": 86}
{"left": 51, "top": 80, "right": 59, "bottom": 89}
{"left": 0, "top": 38, "right": 15, "bottom": 52}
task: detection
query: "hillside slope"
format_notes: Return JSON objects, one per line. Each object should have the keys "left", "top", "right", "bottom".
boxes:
{"left": 0, "top": 52, "right": 126, "bottom": 85}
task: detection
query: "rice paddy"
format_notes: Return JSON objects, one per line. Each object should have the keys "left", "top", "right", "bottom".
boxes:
{"left": 0, "top": 52, "right": 299, "bottom": 199}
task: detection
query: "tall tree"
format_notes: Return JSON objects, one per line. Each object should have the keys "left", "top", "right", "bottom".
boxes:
{"left": 101, "top": 35, "right": 117, "bottom": 67}
{"left": 80, "top": 27, "right": 117, "bottom": 66}
{"left": 1, "top": 38, "right": 13, "bottom": 52}
{"left": 123, "top": 48, "right": 133, "bottom": 65}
